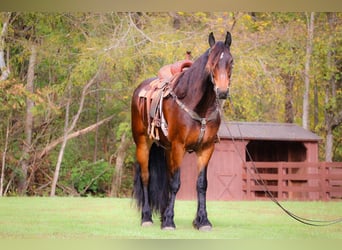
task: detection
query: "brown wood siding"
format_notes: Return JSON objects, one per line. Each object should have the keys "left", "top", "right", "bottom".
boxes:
{"left": 243, "top": 162, "right": 342, "bottom": 200}
{"left": 178, "top": 140, "right": 247, "bottom": 200}
{"left": 177, "top": 138, "right": 342, "bottom": 201}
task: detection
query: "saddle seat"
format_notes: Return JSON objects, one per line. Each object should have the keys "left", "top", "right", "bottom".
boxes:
{"left": 157, "top": 59, "right": 193, "bottom": 81}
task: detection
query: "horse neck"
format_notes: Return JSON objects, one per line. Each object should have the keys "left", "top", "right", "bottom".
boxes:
{"left": 175, "top": 54, "right": 218, "bottom": 115}
{"left": 194, "top": 79, "right": 218, "bottom": 115}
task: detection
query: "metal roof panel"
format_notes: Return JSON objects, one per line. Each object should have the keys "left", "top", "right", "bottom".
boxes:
{"left": 218, "top": 121, "right": 321, "bottom": 141}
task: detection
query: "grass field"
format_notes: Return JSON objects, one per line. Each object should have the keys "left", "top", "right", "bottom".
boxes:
{"left": 0, "top": 197, "right": 341, "bottom": 239}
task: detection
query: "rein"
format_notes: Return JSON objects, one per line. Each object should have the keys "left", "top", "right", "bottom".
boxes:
{"left": 224, "top": 95, "right": 342, "bottom": 227}
{"left": 169, "top": 90, "right": 219, "bottom": 148}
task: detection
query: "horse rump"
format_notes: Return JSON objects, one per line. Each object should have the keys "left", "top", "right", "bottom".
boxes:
{"left": 133, "top": 143, "right": 169, "bottom": 216}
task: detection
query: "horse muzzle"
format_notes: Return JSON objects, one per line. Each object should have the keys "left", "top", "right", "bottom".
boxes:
{"left": 215, "top": 87, "right": 229, "bottom": 99}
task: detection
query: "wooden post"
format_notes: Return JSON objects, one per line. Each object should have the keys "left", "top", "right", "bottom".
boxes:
{"left": 320, "top": 162, "right": 328, "bottom": 201}
{"left": 245, "top": 163, "right": 251, "bottom": 199}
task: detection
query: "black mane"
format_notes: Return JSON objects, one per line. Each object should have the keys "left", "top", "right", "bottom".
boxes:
{"left": 172, "top": 49, "right": 210, "bottom": 99}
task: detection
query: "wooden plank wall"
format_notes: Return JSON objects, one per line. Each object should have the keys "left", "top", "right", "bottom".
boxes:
{"left": 243, "top": 162, "right": 342, "bottom": 200}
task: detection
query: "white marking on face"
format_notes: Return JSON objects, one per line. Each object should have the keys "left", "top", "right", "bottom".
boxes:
{"left": 220, "top": 52, "right": 224, "bottom": 60}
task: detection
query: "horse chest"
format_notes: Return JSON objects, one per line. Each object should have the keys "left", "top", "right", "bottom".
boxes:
{"left": 164, "top": 107, "right": 220, "bottom": 151}
{"left": 187, "top": 120, "right": 219, "bottom": 149}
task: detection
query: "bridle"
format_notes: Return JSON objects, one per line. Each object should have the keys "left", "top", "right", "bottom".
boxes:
{"left": 208, "top": 49, "right": 232, "bottom": 100}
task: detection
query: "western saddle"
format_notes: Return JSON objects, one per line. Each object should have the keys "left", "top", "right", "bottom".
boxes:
{"left": 138, "top": 52, "right": 193, "bottom": 140}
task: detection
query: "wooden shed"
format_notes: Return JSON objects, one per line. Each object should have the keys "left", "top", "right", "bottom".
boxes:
{"left": 177, "top": 122, "right": 342, "bottom": 201}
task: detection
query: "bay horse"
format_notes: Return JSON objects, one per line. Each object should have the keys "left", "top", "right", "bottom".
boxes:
{"left": 131, "top": 32, "right": 233, "bottom": 230}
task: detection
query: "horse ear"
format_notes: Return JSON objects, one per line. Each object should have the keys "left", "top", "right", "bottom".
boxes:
{"left": 225, "top": 32, "right": 232, "bottom": 47}
{"left": 208, "top": 32, "right": 215, "bottom": 47}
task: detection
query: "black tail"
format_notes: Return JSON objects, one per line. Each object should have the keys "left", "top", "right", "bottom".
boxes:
{"left": 133, "top": 143, "right": 169, "bottom": 215}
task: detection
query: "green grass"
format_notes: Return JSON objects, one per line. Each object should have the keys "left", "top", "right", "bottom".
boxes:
{"left": 0, "top": 197, "right": 341, "bottom": 239}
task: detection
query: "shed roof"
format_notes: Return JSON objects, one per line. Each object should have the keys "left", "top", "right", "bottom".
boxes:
{"left": 218, "top": 121, "right": 321, "bottom": 142}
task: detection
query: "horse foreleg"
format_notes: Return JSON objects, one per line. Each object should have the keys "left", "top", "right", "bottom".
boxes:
{"left": 193, "top": 147, "right": 214, "bottom": 231}
{"left": 193, "top": 167, "right": 212, "bottom": 231}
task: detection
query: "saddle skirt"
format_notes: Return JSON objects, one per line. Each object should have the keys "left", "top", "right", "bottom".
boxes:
{"left": 138, "top": 58, "right": 193, "bottom": 141}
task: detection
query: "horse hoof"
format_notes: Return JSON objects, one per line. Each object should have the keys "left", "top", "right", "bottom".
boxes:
{"left": 199, "top": 225, "right": 212, "bottom": 232}
{"left": 141, "top": 221, "right": 153, "bottom": 227}
{"left": 162, "top": 226, "right": 176, "bottom": 230}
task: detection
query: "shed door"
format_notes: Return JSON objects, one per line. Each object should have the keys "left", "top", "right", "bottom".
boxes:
{"left": 207, "top": 141, "right": 243, "bottom": 200}
{"left": 178, "top": 140, "right": 244, "bottom": 201}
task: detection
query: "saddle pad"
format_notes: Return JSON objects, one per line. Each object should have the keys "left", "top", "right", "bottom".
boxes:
{"left": 138, "top": 79, "right": 160, "bottom": 98}
{"left": 138, "top": 79, "right": 171, "bottom": 99}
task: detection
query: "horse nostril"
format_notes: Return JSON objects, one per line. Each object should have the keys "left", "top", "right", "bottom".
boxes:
{"left": 218, "top": 89, "right": 229, "bottom": 99}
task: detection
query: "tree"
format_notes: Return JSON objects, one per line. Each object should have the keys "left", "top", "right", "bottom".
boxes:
{"left": 0, "top": 12, "right": 12, "bottom": 196}
{"left": 283, "top": 73, "right": 295, "bottom": 123}
{"left": 324, "top": 13, "right": 342, "bottom": 162}
{"left": 0, "top": 12, "right": 11, "bottom": 81}
{"left": 110, "top": 130, "right": 130, "bottom": 197}
{"left": 302, "top": 12, "right": 315, "bottom": 130}
{"left": 18, "top": 44, "right": 36, "bottom": 195}
{"left": 50, "top": 70, "right": 101, "bottom": 196}
{"left": 0, "top": 117, "right": 9, "bottom": 196}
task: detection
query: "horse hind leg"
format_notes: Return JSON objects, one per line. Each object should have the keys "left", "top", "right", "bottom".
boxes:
{"left": 134, "top": 142, "right": 170, "bottom": 227}
{"left": 133, "top": 142, "right": 153, "bottom": 226}
{"left": 133, "top": 163, "right": 153, "bottom": 226}
{"left": 161, "top": 144, "right": 184, "bottom": 230}
{"left": 161, "top": 168, "right": 180, "bottom": 230}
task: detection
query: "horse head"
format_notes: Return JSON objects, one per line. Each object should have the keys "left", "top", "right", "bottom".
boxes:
{"left": 206, "top": 32, "right": 233, "bottom": 99}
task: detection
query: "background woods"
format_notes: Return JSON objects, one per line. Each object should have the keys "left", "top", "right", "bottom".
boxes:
{"left": 0, "top": 12, "right": 341, "bottom": 197}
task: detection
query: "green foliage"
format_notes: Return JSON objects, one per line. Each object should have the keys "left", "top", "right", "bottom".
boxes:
{"left": 0, "top": 79, "right": 26, "bottom": 112}
{"left": 116, "top": 122, "right": 130, "bottom": 138}
{"left": 50, "top": 141, "right": 112, "bottom": 196}
{"left": 70, "top": 160, "right": 112, "bottom": 196}
{"left": 333, "top": 126, "right": 342, "bottom": 161}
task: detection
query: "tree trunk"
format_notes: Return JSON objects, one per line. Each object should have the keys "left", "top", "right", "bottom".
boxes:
{"left": 110, "top": 132, "right": 130, "bottom": 197}
{"left": 302, "top": 12, "right": 315, "bottom": 130}
{"left": 283, "top": 74, "right": 295, "bottom": 123}
{"left": 325, "top": 127, "right": 333, "bottom": 162}
{"left": 18, "top": 44, "right": 36, "bottom": 195}
{"left": 0, "top": 12, "right": 11, "bottom": 81}
{"left": 324, "top": 13, "right": 342, "bottom": 162}
{"left": 169, "top": 12, "right": 180, "bottom": 30}
{"left": 50, "top": 86, "right": 70, "bottom": 196}
{"left": 93, "top": 81, "right": 99, "bottom": 162}
{"left": 0, "top": 117, "right": 10, "bottom": 196}
{"left": 50, "top": 70, "right": 100, "bottom": 196}
{"left": 313, "top": 81, "right": 319, "bottom": 128}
